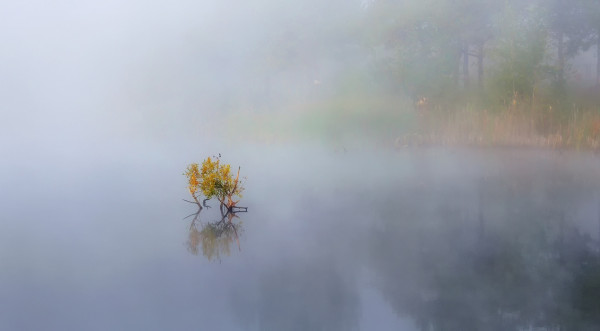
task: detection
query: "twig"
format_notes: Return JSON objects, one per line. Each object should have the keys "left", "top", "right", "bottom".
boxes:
{"left": 232, "top": 222, "right": 241, "bottom": 252}
{"left": 183, "top": 210, "right": 201, "bottom": 220}
{"left": 187, "top": 211, "right": 201, "bottom": 230}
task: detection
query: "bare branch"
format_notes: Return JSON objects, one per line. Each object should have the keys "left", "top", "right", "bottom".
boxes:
{"left": 183, "top": 211, "right": 199, "bottom": 220}
{"left": 232, "top": 223, "right": 241, "bottom": 252}
{"left": 187, "top": 211, "right": 202, "bottom": 230}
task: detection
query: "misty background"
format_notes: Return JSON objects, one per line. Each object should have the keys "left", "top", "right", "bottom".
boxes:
{"left": 2, "top": 0, "right": 599, "bottom": 152}
{"left": 2, "top": 0, "right": 600, "bottom": 330}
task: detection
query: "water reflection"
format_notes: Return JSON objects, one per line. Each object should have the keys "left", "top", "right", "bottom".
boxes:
{"left": 228, "top": 252, "right": 361, "bottom": 331}
{"left": 367, "top": 176, "right": 600, "bottom": 330}
{"left": 186, "top": 208, "right": 244, "bottom": 261}
{"left": 254, "top": 257, "right": 360, "bottom": 331}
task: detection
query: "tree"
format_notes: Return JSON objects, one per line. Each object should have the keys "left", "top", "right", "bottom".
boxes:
{"left": 365, "top": 0, "right": 461, "bottom": 100}
{"left": 576, "top": 0, "right": 600, "bottom": 89}
{"left": 541, "top": 0, "right": 589, "bottom": 90}
{"left": 365, "top": 0, "right": 499, "bottom": 100}
{"left": 443, "top": 0, "right": 497, "bottom": 89}
{"left": 184, "top": 155, "right": 246, "bottom": 212}
{"left": 488, "top": 2, "right": 550, "bottom": 102}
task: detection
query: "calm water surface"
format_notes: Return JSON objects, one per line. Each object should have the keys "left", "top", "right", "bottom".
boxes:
{"left": 2, "top": 144, "right": 600, "bottom": 330}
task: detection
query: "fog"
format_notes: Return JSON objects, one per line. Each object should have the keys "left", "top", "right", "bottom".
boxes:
{"left": 4, "top": 0, "right": 598, "bottom": 152}
{"left": 2, "top": 1, "right": 211, "bottom": 146}
{"left": 0, "top": 1, "right": 351, "bottom": 140}
{"left": 2, "top": 0, "right": 600, "bottom": 330}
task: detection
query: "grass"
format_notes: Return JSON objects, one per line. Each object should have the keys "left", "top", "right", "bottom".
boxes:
{"left": 216, "top": 93, "right": 600, "bottom": 151}
{"left": 397, "top": 99, "right": 600, "bottom": 151}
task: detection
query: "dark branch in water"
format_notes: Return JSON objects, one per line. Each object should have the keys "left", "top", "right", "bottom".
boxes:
{"left": 183, "top": 210, "right": 201, "bottom": 220}
{"left": 188, "top": 211, "right": 201, "bottom": 230}
{"left": 232, "top": 221, "right": 241, "bottom": 252}
{"left": 183, "top": 198, "right": 212, "bottom": 210}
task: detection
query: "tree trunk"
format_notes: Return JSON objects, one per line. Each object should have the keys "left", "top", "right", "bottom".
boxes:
{"left": 477, "top": 42, "right": 484, "bottom": 89}
{"left": 557, "top": 31, "right": 565, "bottom": 84}
{"left": 462, "top": 42, "right": 469, "bottom": 88}
{"left": 453, "top": 44, "right": 461, "bottom": 86}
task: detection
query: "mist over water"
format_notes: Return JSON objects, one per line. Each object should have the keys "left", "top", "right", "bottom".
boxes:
{"left": 3, "top": 145, "right": 600, "bottom": 330}
{"left": 2, "top": 1, "right": 600, "bottom": 330}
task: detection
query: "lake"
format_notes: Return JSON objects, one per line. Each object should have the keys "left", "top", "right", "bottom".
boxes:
{"left": 2, "top": 142, "right": 600, "bottom": 330}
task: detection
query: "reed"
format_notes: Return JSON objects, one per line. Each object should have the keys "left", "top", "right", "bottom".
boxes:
{"left": 396, "top": 100, "right": 600, "bottom": 151}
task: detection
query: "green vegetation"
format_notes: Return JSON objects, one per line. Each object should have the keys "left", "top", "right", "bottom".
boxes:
{"left": 215, "top": 0, "right": 600, "bottom": 150}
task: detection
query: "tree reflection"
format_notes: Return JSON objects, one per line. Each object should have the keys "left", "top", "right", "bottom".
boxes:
{"left": 186, "top": 208, "right": 244, "bottom": 262}
{"left": 367, "top": 180, "right": 600, "bottom": 330}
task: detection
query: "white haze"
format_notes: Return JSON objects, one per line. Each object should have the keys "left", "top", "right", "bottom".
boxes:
{"left": 0, "top": 1, "right": 361, "bottom": 153}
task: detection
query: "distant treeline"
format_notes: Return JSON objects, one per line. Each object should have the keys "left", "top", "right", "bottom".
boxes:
{"left": 256, "top": 0, "right": 600, "bottom": 108}
{"left": 365, "top": 0, "right": 600, "bottom": 102}
{"left": 220, "top": 0, "right": 600, "bottom": 148}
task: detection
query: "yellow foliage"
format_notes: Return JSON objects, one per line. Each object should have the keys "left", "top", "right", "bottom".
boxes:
{"left": 185, "top": 163, "right": 200, "bottom": 196}
{"left": 184, "top": 156, "right": 244, "bottom": 208}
